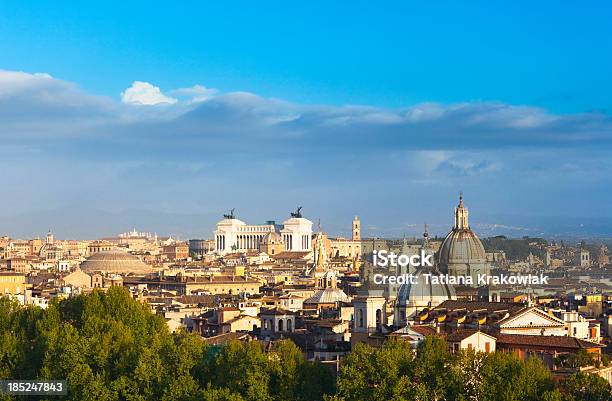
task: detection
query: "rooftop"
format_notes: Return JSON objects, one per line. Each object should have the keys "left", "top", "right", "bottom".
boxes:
{"left": 495, "top": 334, "right": 603, "bottom": 349}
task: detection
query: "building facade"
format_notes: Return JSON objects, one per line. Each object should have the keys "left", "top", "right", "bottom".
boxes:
{"left": 214, "top": 210, "right": 312, "bottom": 255}
{"left": 188, "top": 239, "right": 215, "bottom": 257}
{"left": 163, "top": 242, "right": 189, "bottom": 261}
{"left": 0, "top": 272, "right": 27, "bottom": 294}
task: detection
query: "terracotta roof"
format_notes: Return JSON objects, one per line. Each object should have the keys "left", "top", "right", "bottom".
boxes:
{"left": 202, "top": 332, "right": 251, "bottom": 345}
{"left": 446, "top": 329, "right": 494, "bottom": 342}
{"left": 271, "top": 251, "right": 310, "bottom": 260}
{"left": 259, "top": 307, "right": 296, "bottom": 316}
{"left": 410, "top": 325, "right": 438, "bottom": 336}
{"left": 279, "top": 294, "right": 304, "bottom": 299}
{"left": 302, "top": 319, "right": 344, "bottom": 329}
{"left": 495, "top": 334, "right": 603, "bottom": 349}
{"left": 435, "top": 300, "right": 525, "bottom": 314}
{"left": 222, "top": 253, "right": 244, "bottom": 260}
{"left": 184, "top": 275, "right": 260, "bottom": 284}
{"left": 175, "top": 295, "right": 219, "bottom": 305}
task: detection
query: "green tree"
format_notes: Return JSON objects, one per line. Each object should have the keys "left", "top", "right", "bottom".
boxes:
{"left": 479, "top": 352, "right": 555, "bottom": 401}
{"left": 269, "top": 340, "right": 304, "bottom": 400}
{"left": 562, "top": 372, "right": 612, "bottom": 401}
{"left": 335, "top": 339, "right": 416, "bottom": 401}
{"left": 10, "top": 288, "right": 612, "bottom": 401}
{"left": 451, "top": 349, "right": 485, "bottom": 401}
{"left": 413, "top": 335, "right": 460, "bottom": 399}
{"left": 296, "top": 360, "right": 336, "bottom": 401}
{"left": 209, "top": 340, "right": 273, "bottom": 401}
{"left": 200, "top": 386, "right": 245, "bottom": 401}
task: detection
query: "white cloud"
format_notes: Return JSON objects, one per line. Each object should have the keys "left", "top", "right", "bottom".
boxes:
{"left": 2, "top": 69, "right": 610, "bottom": 151}
{"left": 0, "top": 70, "right": 55, "bottom": 96}
{"left": 121, "top": 81, "right": 177, "bottom": 105}
{"left": 170, "top": 84, "right": 217, "bottom": 102}
{"left": 463, "top": 103, "right": 556, "bottom": 128}
{"left": 404, "top": 103, "right": 447, "bottom": 122}
{"left": 0, "top": 70, "right": 117, "bottom": 133}
{"left": 1, "top": 69, "right": 611, "bottom": 236}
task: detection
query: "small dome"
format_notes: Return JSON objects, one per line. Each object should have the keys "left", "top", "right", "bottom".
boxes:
{"left": 81, "top": 250, "right": 152, "bottom": 275}
{"left": 396, "top": 268, "right": 456, "bottom": 307}
{"left": 305, "top": 288, "right": 350, "bottom": 304}
{"left": 261, "top": 232, "right": 282, "bottom": 244}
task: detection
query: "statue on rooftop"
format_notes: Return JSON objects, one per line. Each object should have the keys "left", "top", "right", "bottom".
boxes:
{"left": 223, "top": 208, "right": 236, "bottom": 219}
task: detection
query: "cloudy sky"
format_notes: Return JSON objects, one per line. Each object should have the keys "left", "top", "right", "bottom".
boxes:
{"left": 0, "top": 1, "right": 611, "bottom": 239}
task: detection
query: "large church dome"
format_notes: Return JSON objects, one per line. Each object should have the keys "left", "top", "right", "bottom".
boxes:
{"left": 81, "top": 249, "right": 152, "bottom": 275}
{"left": 437, "top": 195, "right": 489, "bottom": 281}
{"left": 438, "top": 231, "right": 486, "bottom": 265}
{"left": 396, "top": 268, "right": 456, "bottom": 307}
{"left": 394, "top": 267, "right": 456, "bottom": 327}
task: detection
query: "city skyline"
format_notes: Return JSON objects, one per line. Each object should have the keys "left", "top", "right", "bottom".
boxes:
{"left": 1, "top": 2, "right": 611, "bottom": 238}
{"left": 3, "top": 3, "right": 612, "bottom": 400}
{"left": 3, "top": 202, "right": 611, "bottom": 241}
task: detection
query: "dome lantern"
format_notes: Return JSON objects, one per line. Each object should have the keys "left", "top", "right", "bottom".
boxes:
{"left": 454, "top": 193, "right": 470, "bottom": 230}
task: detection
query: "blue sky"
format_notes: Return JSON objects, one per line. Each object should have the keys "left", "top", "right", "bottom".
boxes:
{"left": 0, "top": 1, "right": 611, "bottom": 239}
{"left": 2, "top": 1, "right": 611, "bottom": 112}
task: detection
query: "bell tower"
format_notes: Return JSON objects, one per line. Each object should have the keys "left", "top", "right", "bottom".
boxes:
{"left": 352, "top": 216, "right": 361, "bottom": 241}
{"left": 352, "top": 288, "right": 386, "bottom": 335}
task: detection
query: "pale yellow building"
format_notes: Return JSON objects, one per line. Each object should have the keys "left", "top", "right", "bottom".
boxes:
{"left": 0, "top": 272, "right": 28, "bottom": 294}
{"left": 312, "top": 217, "right": 362, "bottom": 260}
{"left": 87, "top": 240, "right": 113, "bottom": 255}
{"left": 260, "top": 232, "right": 285, "bottom": 256}
{"left": 61, "top": 268, "right": 92, "bottom": 289}
{"left": 183, "top": 275, "right": 261, "bottom": 295}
